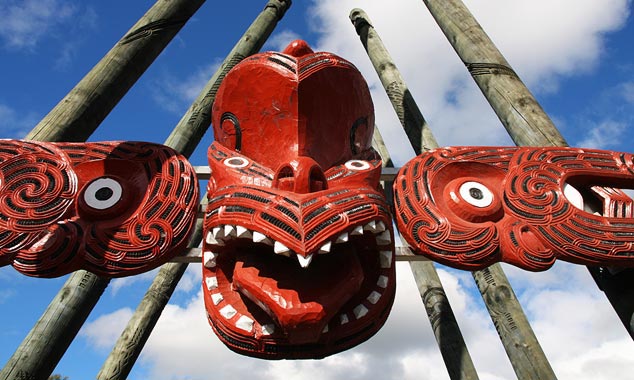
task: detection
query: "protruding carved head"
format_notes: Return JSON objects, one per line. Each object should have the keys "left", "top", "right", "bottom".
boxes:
{"left": 202, "top": 41, "right": 395, "bottom": 359}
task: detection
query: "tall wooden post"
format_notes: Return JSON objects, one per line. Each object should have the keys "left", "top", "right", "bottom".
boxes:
{"left": 421, "top": 0, "right": 634, "bottom": 340}
{"left": 372, "top": 127, "right": 479, "bottom": 380}
{"left": 351, "top": 8, "right": 556, "bottom": 380}
{"left": 353, "top": 9, "right": 481, "bottom": 380}
{"left": 97, "top": 2, "right": 292, "bottom": 379}
{"left": 26, "top": 0, "right": 206, "bottom": 143}
{"left": 0, "top": 2, "right": 205, "bottom": 380}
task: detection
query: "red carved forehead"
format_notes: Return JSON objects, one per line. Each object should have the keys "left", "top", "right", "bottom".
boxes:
{"left": 212, "top": 40, "right": 374, "bottom": 170}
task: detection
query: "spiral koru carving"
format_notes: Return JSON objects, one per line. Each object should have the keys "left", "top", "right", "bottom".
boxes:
{"left": 0, "top": 140, "right": 198, "bottom": 277}
{"left": 394, "top": 146, "right": 634, "bottom": 271}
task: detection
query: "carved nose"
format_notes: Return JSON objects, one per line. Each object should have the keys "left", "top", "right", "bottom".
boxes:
{"left": 273, "top": 156, "right": 327, "bottom": 193}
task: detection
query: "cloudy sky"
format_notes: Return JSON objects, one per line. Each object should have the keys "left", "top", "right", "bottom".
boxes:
{"left": 1, "top": 0, "right": 634, "bottom": 379}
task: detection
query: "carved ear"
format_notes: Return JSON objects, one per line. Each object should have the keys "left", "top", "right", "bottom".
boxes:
{"left": 10, "top": 141, "right": 199, "bottom": 278}
{"left": 0, "top": 140, "right": 78, "bottom": 266}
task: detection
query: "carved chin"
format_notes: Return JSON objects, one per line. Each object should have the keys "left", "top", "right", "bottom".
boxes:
{"left": 201, "top": 220, "right": 396, "bottom": 359}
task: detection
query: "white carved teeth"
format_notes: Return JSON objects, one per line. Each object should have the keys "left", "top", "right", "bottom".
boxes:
{"left": 340, "top": 314, "right": 349, "bottom": 325}
{"left": 318, "top": 241, "right": 332, "bottom": 254}
{"left": 377, "top": 275, "right": 389, "bottom": 289}
{"left": 203, "top": 251, "right": 218, "bottom": 268}
{"left": 219, "top": 305, "right": 237, "bottom": 319}
{"left": 375, "top": 230, "right": 392, "bottom": 245}
{"left": 205, "top": 231, "right": 224, "bottom": 246}
{"left": 376, "top": 221, "right": 386, "bottom": 233}
{"left": 212, "top": 226, "right": 224, "bottom": 239}
{"left": 205, "top": 276, "right": 218, "bottom": 290}
{"left": 252, "top": 231, "right": 273, "bottom": 246}
{"left": 335, "top": 232, "right": 349, "bottom": 243}
{"left": 274, "top": 241, "right": 291, "bottom": 256}
{"left": 367, "top": 291, "right": 382, "bottom": 305}
{"left": 236, "top": 225, "right": 252, "bottom": 239}
{"left": 224, "top": 224, "right": 236, "bottom": 238}
{"left": 350, "top": 225, "right": 364, "bottom": 236}
{"left": 211, "top": 293, "right": 224, "bottom": 305}
{"left": 297, "top": 253, "right": 313, "bottom": 268}
{"left": 235, "top": 316, "right": 254, "bottom": 333}
{"left": 353, "top": 304, "right": 369, "bottom": 319}
{"left": 322, "top": 325, "right": 329, "bottom": 333}
{"left": 379, "top": 250, "right": 393, "bottom": 269}
{"left": 363, "top": 220, "right": 377, "bottom": 233}
{"left": 262, "top": 324, "right": 275, "bottom": 335}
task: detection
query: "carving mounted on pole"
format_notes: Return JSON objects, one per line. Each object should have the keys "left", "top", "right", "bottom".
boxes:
{"left": 0, "top": 140, "right": 199, "bottom": 277}
{"left": 395, "top": 146, "right": 634, "bottom": 271}
{"left": 202, "top": 40, "right": 396, "bottom": 359}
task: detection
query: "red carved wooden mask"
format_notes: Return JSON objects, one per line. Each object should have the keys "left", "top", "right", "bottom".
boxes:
{"left": 394, "top": 146, "right": 634, "bottom": 271}
{"left": 0, "top": 140, "right": 198, "bottom": 277}
{"left": 202, "top": 41, "right": 396, "bottom": 359}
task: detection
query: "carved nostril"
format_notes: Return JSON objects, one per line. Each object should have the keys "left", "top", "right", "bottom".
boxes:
{"left": 273, "top": 165, "right": 295, "bottom": 192}
{"left": 309, "top": 167, "right": 327, "bottom": 192}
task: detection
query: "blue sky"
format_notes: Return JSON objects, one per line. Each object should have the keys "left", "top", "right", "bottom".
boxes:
{"left": 1, "top": 0, "right": 634, "bottom": 379}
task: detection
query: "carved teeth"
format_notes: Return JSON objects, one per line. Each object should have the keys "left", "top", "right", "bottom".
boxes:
{"left": 379, "top": 250, "right": 393, "bottom": 269}
{"left": 224, "top": 224, "right": 236, "bottom": 238}
{"left": 253, "top": 231, "right": 273, "bottom": 245}
{"left": 363, "top": 220, "right": 377, "bottom": 233}
{"left": 236, "top": 225, "right": 252, "bottom": 239}
{"left": 274, "top": 241, "right": 291, "bottom": 256}
{"left": 236, "top": 316, "right": 254, "bottom": 332}
{"left": 219, "top": 305, "right": 237, "bottom": 319}
{"left": 340, "top": 314, "right": 349, "bottom": 325}
{"left": 375, "top": 230, "right": 392, "bottom": 245}
{"left": 353, "top": 304, "right": 369, "bottom": 319}
{"left": 212, "top": 226, "right": 224, "bottom": 239}
{"left": 297, "top": 253, "right": 313, "bottom": 268}
{"left": 376, "top": 221, "right": 386, "bottom": 232}
{"left": 205, "top": 231, "right": 224, "bottom": 246}
{"left": 318, "top": 241, "right": 332, "bottom": 254}
{"left": 262, "top": 324, "right": 275, "bottom": 335}
{"left": 335, "top": 232, "right": 349, "bottom": 243}
{"left": 205, "top": 276, "right": 218, "bottom": 290}
{"left": 211, "top": 293, "right": 224, "bottom": 305}
{"left": 367, "top": 291, "right": 382, "bottom": 304}
{"left": 322, "top": 325, "right": 329, "bottom": 333}
{"left": 203, "top": 251, "right": 218, "bottom": 268}
{"left": 377, "top": 275, "right": 389, "bottom": 289}
{"left": 351, "top": 225, "right": 364, "bottom": 236}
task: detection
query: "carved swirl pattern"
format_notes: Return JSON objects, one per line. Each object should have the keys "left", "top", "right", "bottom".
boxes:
{"left": 7, "top": 141, "right": 198, "bottom": 278}
{"left": 394, "top": 146, "right": 634, "bottom": 271}
{"left": 0, "top": 140, "right": 77, "bottom": 265}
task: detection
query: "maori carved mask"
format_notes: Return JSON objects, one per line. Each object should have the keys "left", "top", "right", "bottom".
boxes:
{"left": 202, "top": 40, "right": 396, "bottom": 359}
{"left": 0, "top": 139, "right": 198, "bottom": 277}
{"left": 394, "top": 146, "right": 634, "bottom": 271}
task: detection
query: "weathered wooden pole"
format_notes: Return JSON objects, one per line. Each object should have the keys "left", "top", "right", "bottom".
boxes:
{"left": 352, "top": 10, "right": 479, "bottom": 380}
{"left": 97, "top": 2, "right": 292, "bottom": 379}
{"left": 0, "top": 3, "right": 205, "bottom": 380}
{"left": 351, "top": 8, "right": 556, "bottom": 380}
{"left": 372, "top": 127, "right": 479, "bottom": 380}
{"left": 422, "top": 0, "right": 634, "bottom": 340}
{"left": 26, "top": 0, "right": 206, "bottom": 143}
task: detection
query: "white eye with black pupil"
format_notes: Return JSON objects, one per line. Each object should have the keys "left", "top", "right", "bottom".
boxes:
{"left": 459, "top": 181, "right": 494, "bottom": 208}
{"left": 84, "top": 178, "right": 123, "bottom": 210}
{"left": 223, "top": 157, "right": 249, "bottom": 169}
{"left": 345, "top": 160, "right": 371, "bottom": 171}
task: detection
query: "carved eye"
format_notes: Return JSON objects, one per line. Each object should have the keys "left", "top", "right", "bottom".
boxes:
{"left": 83, "top": 177, "right": 123, "bottom": 210}
{"left": 224, "top": 157, "right": 249, "bottom": 169}
{"left": 345, "top": 160, "right": 371, "bottom": 171}
{"left": 458, "top": 181, "right": 494, "bottom": 208}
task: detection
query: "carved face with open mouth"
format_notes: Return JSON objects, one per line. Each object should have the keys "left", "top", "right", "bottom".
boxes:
{"left": 201, "top": 41, "right": 396, "bottom": 359}
{"left": 394, "top": 146, "right": 634, "bottom": 271}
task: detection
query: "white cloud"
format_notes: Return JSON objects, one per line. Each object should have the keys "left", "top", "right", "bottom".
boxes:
{"left": 80, "top": 307, "right": 134, "bottom": 351}
{"left": 0, "top": 0, "right": 77, "bottom": 49}
{"left": 264, "top": 29, "right": 304, "bottom": 52}
{"left": 0, "top": 103, "right": 39, "bottom": 138}
{"left": 574, "top": 120, "right": 626, "bottom": 149}
{"left": 151, "top": 62, "right": 220, "bottom": 114}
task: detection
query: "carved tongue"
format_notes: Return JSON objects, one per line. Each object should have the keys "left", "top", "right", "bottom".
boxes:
{"left": 233, "top": 248, "right": 364, "bottom": 344}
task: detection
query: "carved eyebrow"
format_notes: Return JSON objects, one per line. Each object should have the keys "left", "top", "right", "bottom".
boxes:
{"left": 220, "top": 112, "right": 242, "bottom": 152}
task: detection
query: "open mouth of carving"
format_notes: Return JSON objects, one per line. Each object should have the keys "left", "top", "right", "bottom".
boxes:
{"left": 201, "top": 218, "right": 396, "bottom": 359}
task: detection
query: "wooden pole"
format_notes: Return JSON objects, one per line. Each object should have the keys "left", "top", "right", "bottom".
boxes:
{"left": 26, "top": 0, "right": 206, "bottom": 143}
{"left": 372, "top": 127, "right": 479, "bottom": 380}
{"left": 351, "top": 8, "right": 556, "bottom": 380}
{"left": 0, "top": 2, "right": 205, "bottom": 380}
{"left": 352, "top": 10, "right": 479, "bottom": 380}
{"left": 422, "top": 0, "right": 634, "bottom": 340}
{"left": 97, "top": 2, "right": 291, "bottom": 379}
